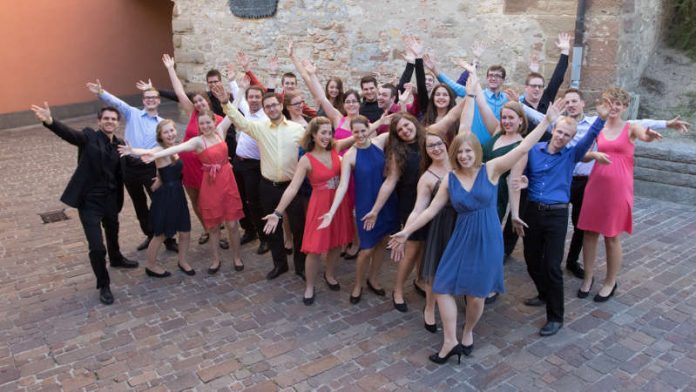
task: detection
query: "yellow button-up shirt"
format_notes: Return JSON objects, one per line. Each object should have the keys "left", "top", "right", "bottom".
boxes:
{"left": 223, "top": 102, "right": 305, "bottom": 182}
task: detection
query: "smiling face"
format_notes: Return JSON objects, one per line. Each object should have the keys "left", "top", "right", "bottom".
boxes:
{"left": 432, "top": 86, "right": 451, "bottom": 109}
{"left": 607, "top": 100, "right": 626, "bottom": 119}
{"left": 361, "top": 81, "right": 377, "bottom": 102}
{"left": 192, "top": 93, "right": 210, "bottom": 113}
{"left": 343, "top": 92, "right": 360, "bottom": 116}
{"left": 456, "top": 141, "right": 477, "bottom": 169}
{"left": 395, "top": 117, "right": 417, "bottom": 142}
{"left": 425, "top": 134, "right": 447, "bottom": 162}
{"left": 246, "top": 88, "right": 263, "bottom": 113}
{"left": 327, "top": 80, "right": 340, "bottom": 99}
{"left": 262, "top": 96, "right": 283, "bottom": 122}
{"left": 142, "top": 90, "right": 161, "bottom": 111}
{"left": 157, "top": 120, "right": 178, "bottom": 147}
{"left": 197, "top": 113, "right": 217, "bottom": 137}
{"left": 524, "top": 77, "right": 545, "bottom": 103}
{"left": 486, "top": 69, "right": 505, "bottom": 92}
{"left": 564, "top": 92, "right": 585, "bottom": 119}
{"left": 377, "top": 87, "right": 395, "bottom": 110}
{"left": 500, "top": 108, "right": 523, "bottom": 135}
{"left": 351, "top": 120, "right": 371, "bottom": 147}
{"left": 549, "top": 118, "right": 577, "bottom": 152}
{"left": 282, "top": 76, "right": 297, "bottom": 93}
{"left": 313, "top": 124, "right": 333, "bottom": 150}
{"left": 97, "top": 109, "right": 120, "bottom": 135}
{"left": 287, "top": 95, "right": 305, "bottom": 118}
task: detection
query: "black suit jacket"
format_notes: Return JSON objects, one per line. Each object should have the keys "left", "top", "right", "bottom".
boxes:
{"left": 44, "top": 120, "right": 125, "bottom": 211}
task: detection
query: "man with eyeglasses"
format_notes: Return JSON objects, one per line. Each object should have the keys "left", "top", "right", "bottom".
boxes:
{"left": 214, "top": 86, "right": 307, "bottom": 281}
{"left": 520, "top": 33, "right": 571, "bottom": 115}
{"left": 87, "top": 79, "right": 178, "bottom": 253}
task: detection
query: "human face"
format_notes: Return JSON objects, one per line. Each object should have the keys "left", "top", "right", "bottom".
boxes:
{"left": 564, "top": 92, "right": 585, "bottom": 119}
{"left": 327, "top": 80, "right": 340, "bottom": 99}
{"left": 425, "top": 74, "right": 435, "bottom": 94}
{"left": 198, "top": 114, "right": 216, "bottom": 137}
{"left": 432, "top": 87, "right": 451, "bottom": 109}
{"left": 247, "top": 89, "right": 263, "bottom": 113}
{"left": 607, "top": 99, "right": 626, "bottom": 119}
{"left": 457, "top": 141, "right": 476, "bottom": 169}
{"left": 282, "top": 77, "right": 297, "bottom": 92}
{"left": 377, "top": 87, "right": 394, "bottom": 110}
{"left": 192, "top": 94, "right": 210, "bottom": 113}
{"left": 486, "top": 70, "right": 505, "bottom": 91}
{"left": 206, "top": 76, "right": 222, "bottom": 91}
{"left": 313, "top": 124, "right": 333, "bottom": 150}
{"left": 263, "top": 97, "right": 283, "bottom": 121}
{"left": 395, "top": 117, "right": 417, "bottom": 142}
{"left": 425, "top": 135, "right": 446, "bottom": 162}
{"left": 343, "top": 94, "right": 360, "bottom": 116}
{"left": 361, "top": 82, "right": 377, "bottom": 102}
{"left": 98, "top": 110, "right": 119, "bottom": 135}
{"left": 142, "top": 91, "right": 161, "bottom": 111}
{"left": 524, "top": 77, "right": 545, "bottom": 103}
{"left": 351, "top": 122, "right": 370, "bottom": 147}
{"left": 500, "top": 108, "right": 522, "bottom": 135}
{"left": 159, "top": 122, "right": 178, "bottom": 147}
{"left": 549, "top": 120, "right": 577, "bottom": 152}
{"left": 288, "top": 95, "right": 304, "bottom": 117}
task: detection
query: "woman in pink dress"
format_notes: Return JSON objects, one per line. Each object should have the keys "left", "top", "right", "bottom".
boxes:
{"left": 577, "top": 87, "right": 667, "bottom": 302}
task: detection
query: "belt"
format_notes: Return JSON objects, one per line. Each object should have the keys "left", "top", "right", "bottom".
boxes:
{"left": 572, "top": 175, "right": 589, "bottom": 180}
{"left": 262, "top": 177, "right": 290, "bottom": 188}
{"left": 529, "top": 201, "right": 569, "bottom": 211}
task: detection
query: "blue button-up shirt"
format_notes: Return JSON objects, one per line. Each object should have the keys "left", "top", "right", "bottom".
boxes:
{"left": 526, "top": 117, "right": 606, "bottom": 204}
{"left": 437, "top": 72, "right": 507, "bottom": 145}
{"left": 99, "top": 91, "right": 162, "bottom": 149}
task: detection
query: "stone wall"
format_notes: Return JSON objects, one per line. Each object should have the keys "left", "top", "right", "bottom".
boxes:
{"left": 635, "top": 142, "right": 696, "bottom": 205}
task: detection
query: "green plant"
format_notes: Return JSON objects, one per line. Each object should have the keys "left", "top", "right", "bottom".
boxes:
{"left": 666, "top": 0, "right": 696, "bottom": 59}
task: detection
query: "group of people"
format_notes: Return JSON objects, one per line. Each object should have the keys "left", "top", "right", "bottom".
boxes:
{"left": 32, "top": 32, "right": 689, "bottom": 365}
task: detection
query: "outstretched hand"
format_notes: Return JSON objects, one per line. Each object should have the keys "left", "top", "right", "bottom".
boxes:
{"left": 405, "top": 35, "right": 424, "bottom": 58}
{"left": 269, "top": 56, "right": 279, "bottom": 75}
{"left": 594, "top": 152, "right": 612, "bottom": 165}
{"left": 545, "top": 97, "right": 567, "bottom": 123}
{"left": 136, "top": 79, "right": 153, "bottom": 91}
{"left": 529, "top": 51, "right": 541, "bottom": 73}
{"left": 302, "top": 59, "right": 317, "bottom": 74}
{"left": 471, "top": 41, "right": 486, "bottom": 60}
{"left": 555, "top": 32, "right": 571, "bottom": 55}
{"left": 162, "top": 54, "right": 175, "bottom": 69}
{"left": 30, "top": 102, "right": 52, "bottom": 124}
{"left": 644, "top": 128, "right": 663, "bottom": 142}
{"left": 317, "top": 211, "right": 334, "bottom": 230}
{"left": 503, "top": 88, "right": 519, "bottom": 103}
{"left": 387, "top": 231, "right": 408, "bottom": 261}
{"left": 117, "top": 143, "right": 133, "bottom": 157}
{"left": 210, "top": 83, "right": 229, "bottom": 104}
{"left": 511, "top": 216, "right": 528, "bottom": 237}
{"left": 287, "top": 40, "right": 295, "bottom": 58}
{"left": 399, "top": 83, "right": 414, "bottom": 103}
{"left": 261, "top": 214, "right": 280, "bottom": 235}
{"left": 225, "top": 62, "right": 235, "bottom": 80}
{"left": 666, "top": 115, "right": 690, "bottom": 135}
{"left": 422, "top": 53, "right": 437, "bottom": 74}
{"left": 595, "top": 97, "right": 611, "bottom": 120}
{"left": 86, "top": 79, "right": 102, "bottom": 94}
{"left": 236, "top": 51, "right": 250, "bottom": 72}
{"left": 361, "top": 210, "right": 378, "bottom": 231}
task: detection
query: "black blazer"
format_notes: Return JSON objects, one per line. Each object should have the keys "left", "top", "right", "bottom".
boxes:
{"left": 44, "top": 120, "right": 125, "bottom": 211}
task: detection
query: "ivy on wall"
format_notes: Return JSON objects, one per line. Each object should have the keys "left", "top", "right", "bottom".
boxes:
{"left": 666, "top": 0, "right": 696, "bottom": 59}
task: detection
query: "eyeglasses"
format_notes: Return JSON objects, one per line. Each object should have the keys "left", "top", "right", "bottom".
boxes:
{"left": 264, "top": 103, "right": 280, "bottom": 109}
{"left": 143, "top": 96, "right": 160, "bottom": 100}
{"left": 344, "top": 100, "right": 359, "bottom": 104}
{"left": 426, "top": 141, "right": 445, "bottom": 149}
{"left": 289, "top": 101, "right": 304, "bottom": 107}
{"left": 527, "top": 84, "right": 544, "bottom": 89}
{"left": 487, "top": 74, "right": 504, "bottom": 80}
{"left": 207, "top": 79, "right": 222, "bottom": 84}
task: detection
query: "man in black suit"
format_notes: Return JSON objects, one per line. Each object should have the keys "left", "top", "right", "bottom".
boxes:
{"left": 30, "top": 102, "right": 138, "bottom": 305}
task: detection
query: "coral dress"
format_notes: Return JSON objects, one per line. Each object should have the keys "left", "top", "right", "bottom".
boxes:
{"left": 197, "top": 135, "right": 245, "bottom": 229}
{"left": 180, "top": 111, "right": 223, "bottom": 189}
{"left": 301, "top": 150, "right": 354, "bottom": 253}
{"left": 578, "top": 123, "right": 634, "bottom": 237}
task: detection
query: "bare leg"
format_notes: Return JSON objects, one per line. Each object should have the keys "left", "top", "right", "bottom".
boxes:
{"left": 580, "top": 231, "right": 600, "bottom": 292}
{"left": 305, "top": 253, "right": 321, "bottom": 298}
{"left": 435, "top": 294, "right": 459, "bottom": 356}
{"left": 177, "top": 231, "right": 191, "bottom": 270}
{"left": 184, "top": 187, "right": 205, "bottom": 229}
{"left": 461, "top": 296, "right": 485, "bottom": 347}
{"left": 353, "top": 247, "right": 374, "bottom": 297}
{"left": 325, "top": 247, "right": 341, "bottom": 284}
{"left": 600, "top": 235, "right": 622, "bottom": 296}
{"left": 367, "top": 237, "right": 388, "bottom": 290}
{"left": 145, "top": 235, "right": 166, "bottom": 272}
{"left": 424, "top": 282, "right": 437, "bottom": 326}
{"left": 224, "top": 220, "right": 243, "bottom": 268}
{"left": 208, "top": 226, "right": 221, "bottom": 269}
{"left": 393, "top": 240, "right": 423, "bottom": 304}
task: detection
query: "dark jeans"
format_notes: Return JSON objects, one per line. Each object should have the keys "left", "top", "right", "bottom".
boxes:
{"left": 566, "top": 176, "right": 588, "bottom": 266}
{"left": 259, "top": 177, "right": 306, "bottom": 273}
{"left": 523, "top": 204, "right": 569, "bottom": 322}
{"left": 233, "top": 157, "right": 264, "bottom": 239}
{"left": 78, "top": 192, "right": 124, "bottom": 289}
{"left": 123, "top": 159, "right": 155, "bottom": 238}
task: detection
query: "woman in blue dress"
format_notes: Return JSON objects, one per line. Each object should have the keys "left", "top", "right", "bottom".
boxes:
{"left": 390, "top": 99, "right": 565, "bottom": 364}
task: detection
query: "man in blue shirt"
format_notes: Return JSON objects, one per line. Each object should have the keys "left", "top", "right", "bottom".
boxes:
{"left": 516, "top": 102, "right": 609, "bottom": 337}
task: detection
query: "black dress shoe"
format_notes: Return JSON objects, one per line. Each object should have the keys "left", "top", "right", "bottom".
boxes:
{"left": 485, "top": 292, "right": 499, "bottom": 304}
{"left": 324, "top": 273, "right": 340, "bottom": 291}
{"left": 303, "top": 289, "right": 315, "bottom": 306}
{"left": 366, "top": 280, "right": 386, "bottom": 296}
{"left": 110, "top": 257, "right": 139, "bottom": 269}
{"left": 593, "top": 283, "right": 617, "bottom": 303}
{"left": 539, "top": 321, "right": 563, "bottom": 336}
{"left": 566, "top": 263, "right": 585, "bottom": 279}
{"left": 429, "top": 344, "right": 464, "bottom": 365}
{"left": 266, "top": 265, "right": 289, "bottom": 280}
{"left": 178, "top": 263, "right": 196, "bottom": 276}
{"left": 136, "top": 237, "right": 152, "bottom": 251}
{"left": 523, "top": 296, "right": 546, "bottom": 307}
{"left": 350, "top": 289, "right": 362, "bottom": 304}
{"left": 256, "top": 241, "right": 270, "bottom": 255}
{"left": 145, "top": 268, "right": 171, "bottom": 278}
{"left": 240, "top": 231, "right": 257, "bottom": 245}
{"left": 99, "top": 286, "right": 114, "bottom": 305}
{"left": 164, "top": 238, "right": 179, "bottom": 253}
{"left": 392, "top": 293, "right": 408, "bottom": 313}
{"left": 413, "top": 279, "right": 426, "bottom": 298}
{"left": 219, "top": 239, "right": 229, "bottom": 249}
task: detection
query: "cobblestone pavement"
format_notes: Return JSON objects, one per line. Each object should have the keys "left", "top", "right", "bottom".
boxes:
{"left": 1, "top": 108, "right": 696, "bottom": 391}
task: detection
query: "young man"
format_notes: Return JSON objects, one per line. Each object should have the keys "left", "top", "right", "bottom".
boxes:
{"left": 281, "top": 72, "right": 297, "bottom": 94}
{"left": 520, "top": 32, "right": 571, "bottom": 115}
{"left": 30, "top": 103, "right": 138, "bottom": 305}
{"left": 359, "top": 75, "right": 382, "bottom": 123}
{"left": 88, "top": 80, "right": 178, "bottom": 253}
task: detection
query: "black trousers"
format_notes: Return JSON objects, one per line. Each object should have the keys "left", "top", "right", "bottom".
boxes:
{"left": 233, "top": 157, "right": 267, "bottom": 241}
{"left": 78, "top": 192, "right": 124, "bottom": 289}
{"left": 523, "top": 204, "right": 569, "bottom": 322}
{"left": 123, "top": 159, "right": 155, "bottom": 238}
{"left": 259, "top": 178, "right": 306, "bottom": 273}
{"left": 566, "top": 176, "right": 589, "bottom": 266}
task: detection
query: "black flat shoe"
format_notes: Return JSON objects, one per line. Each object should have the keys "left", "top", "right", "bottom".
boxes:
{"left": 110, "top": 257, "right": 139, "bottom": 269}
{"left": 429, "top": 344, "right": 464, "bottom": 364}
{"left": 219, "top": 239, "right": 229, "bottom": 249}
{"left": 145, "top": 268, "right": 171, "bottom": 278}
{"left": 485, "top": 292, "right": 499, "bottom": 304}
{"left": 366, "top": 280, "right": 386, "bottom": 296}
{"left": 266, "top": 265, "right": 289, "bottom": 280}
{"left": 593, "top": 283, "right": 617, "bottom": 303}
{"left": 303, "top": 289, "right": 315, "bottom": 306}
{"left": 99, "top": 286, "right": 114, "bottom": 305}
{"left": 256, "top": 241, "right": 270, "bottom": 255}
{"left": 523, "top": 296, "right": 546, "bottom": 307}
{"left": 136, "top": 237, "right": 152, "bottom": 251}
{"left": 413, "top": 279, "right": 426, "bottom": 298}
{"left": 207, "top": 263, "right": 221, "bottom": 275}
{"left": 392, "top": 292, "right": 408, "bottom": 313}
{"left": 349, "top": 289, "right": 362, "bottom": 304}
{"left": 178, "top": 263, "right": 196, "bottom": 276}
{"left": 323, "top": 273, "right": 340, "bottom": 291}
{"left": 539, "top": 321, "right": 563, "bottom": 336}
{"left": 577, "top": 278, "right": 594, "bottom": 299}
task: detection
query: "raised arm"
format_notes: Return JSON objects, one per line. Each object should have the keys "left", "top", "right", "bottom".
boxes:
{"left": 466, "top": 65, "right": 499, "bottom": 135}
{"left": 162, "top": 54, "right": 194, "bottom": 114}
{"left": 262, "top": 156, "right": 311, "bottom": 234}
{"left": 404, "top": 36, "right": 429, "bottom": 109}
{"left": 396, "top": 37, "right": 415, "bottom": 93}
{"left": 87, "top": 79, "right": 134, "bottom": 121}
{"left": 212, "top": 84, "right": 263, "bottom": 139}
{"left": 318, "top": 149, "right": 355, "bottom": 229}
{"left": 540, "top": 33, "right": 571, "bottom": 105}
{"left": 31, "top": 102, "right": 87, "bottom": 146}
{"left": 427, "top": 95, "right": 467, "bottom": 138}
{"left": 215, "top": 115, "right": 234, "bottom": 140}
{"left": 289, "top": 44, "right": 342, "bottom": 123}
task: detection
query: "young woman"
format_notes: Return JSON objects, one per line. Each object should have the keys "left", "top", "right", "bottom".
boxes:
{"left": 389, "top": 99, "right": 565, "bottom": 363}
{"left": 282, "top": 91, "right": 311, "bottom": 128}
{"left": 422, "top": 84, "right": 457, "bottom": 134}
{"left": 118, "top": 120, "right": 194, "bottom": 277}
{"left": 317, "top": 77, "right": 345, "bottom": 117}
{"left": 262, "top": 117, "right": 355, "bottom": 305}
{"left": 141, "top": 110, "right": 245, "bottom": 274}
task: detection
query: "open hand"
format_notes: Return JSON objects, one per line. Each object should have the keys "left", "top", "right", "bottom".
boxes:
{"left": 511, "top": 216, "right": 528, "bottom": 237}
{"left": 117, "top": 143, "right": 133, "bottom": 157}
{"left": 136, "top": 79, "right": 153, "bottom": 91}
{"left": 302, "top": 59, "right": 316, "bottom": 74}
{"left": 595, "top": 97, "right": 611, "bottom": 120}
{"left": 361, "top": 210, "right": 378, "bottom": 231}
{"left": 645, "top": 128, "right": 663, "bottom": 142}
{"left": 141, "top": 153, "right": 155, "bottom": 164}
{"left": 594, "top": 152, "right": 612, "bottom": 164}
{"left": 666, "top": 115, "right": 690, "bottom": 135}
{"left": 225, "top": 62, "right": 235, "bottom": 80}
{"left": 269, "top": 56, "right": 279, "bottom": 75}
{"left": 30, "top": 102, "right": 52, "bottom": 124}
{"left": 317, "top": 211, "right": 334, "bottom": 230}
{"left": 261, "top": 214, "right": 280, "bottom": 235}
{"left": 236, "top": 51, "right": 250, "bottom": 72}
{"left": 555, "top": 32, "right": 571, "bottom": 55}
{"left": 86, "top": 79, "right": 102, "bottom": 94}
{"left": 210, "top": 83, "right": 229, "bottom": 104}
{"left": 545, "top": 97, "right": 567, "bottom": 123}
{"left": 503, "top": 88, "right": 519, "bottom": 103}
{"left": 388, "top": 231, "right": 408, "bottom": 261}
{"left": 162, "top": 54, "right": 175, "bottom": 69}
{"left": 529, "top": 51, "right": 541, "bottom": 73}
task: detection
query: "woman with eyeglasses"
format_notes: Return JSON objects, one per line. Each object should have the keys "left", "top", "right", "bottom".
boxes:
{"left": 282, "top": 91, "right": 311, "bottom": 128}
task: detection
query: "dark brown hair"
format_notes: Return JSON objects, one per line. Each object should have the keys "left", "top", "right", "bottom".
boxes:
{"left": 421, "top": 131, "right": 448, "bottom": 173}
{"left": 385, "top": 113, "right": 426, "bottom": 176}
{"left": 301, "top": 116, "right": 334, "bottom": 152}
{"left": 325, "top": 77, "right": 345, "bottom": 110}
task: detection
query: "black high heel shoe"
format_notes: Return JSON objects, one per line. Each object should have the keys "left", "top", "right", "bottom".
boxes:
{"left": 577, "top": 278, "right": 594, "bottom": 299}
{"left": 593, "top": 283, "right": 617, "bottom": 302}
{"left": 423, "top": 309, "right": 437, "bottom": 333}
{"left": 429, "top": 344, "right": 464, "bottom": 364}
{"left": 349, "top": 288, "right": 362, "bottom": 304}
{"left": 207, "top": 262, "right": 221, "bottom": 275}
{"left": 366, "top": 279, "right": 386, "bottom": 296}
{"left": 413, "top": 279, "right": 426, "bottom": 298}
{"left": 460, "top": 343, "right": 474, "bottom": 357}
{"left": 392, "top": 292, "right": 408, "bottom": 313}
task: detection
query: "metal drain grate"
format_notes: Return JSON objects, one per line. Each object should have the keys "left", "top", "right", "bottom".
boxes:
{"left": 39, "top": 209, "right": 69, "bottom": 224}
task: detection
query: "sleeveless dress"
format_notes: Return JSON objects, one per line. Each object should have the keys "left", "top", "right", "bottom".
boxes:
{"left": 482, "top": 133, "right": 521, "bottom": 219}
{"left": 420, "top": 171, "right": 457, "bottom": 283}
{"left": 180, "top": 111, "right": 223, "bottom": 189}
{"left": 396, "top": 142, "right": 429, "bottom": 241}
{"left": 354, "top": 144, "right": 399, "bottom": 249}
{"left": 577, "top": 123, "right": 634, "bottom": 237}
{"left": 432, "top": 167, "right": 505, "bottom": 297}
{"left": 197, "top": 135, "right": 245, "bottom": 229}
{"left": 150, "top": 159, "right": 191, "bottom": 238}
{"left": 301, "top": 150, "right": 354, "bottom": 253}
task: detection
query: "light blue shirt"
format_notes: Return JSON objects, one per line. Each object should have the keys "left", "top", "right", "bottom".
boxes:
{"left": 99, "top": 91, "right": 162, "bottom": 149}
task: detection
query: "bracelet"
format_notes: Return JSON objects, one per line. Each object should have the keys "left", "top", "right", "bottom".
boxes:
{"left": 273, "top": 210, "right": 283, "bottom": 219}
{"left": 467, "top": 94, "right": 477, "bottom": 98}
